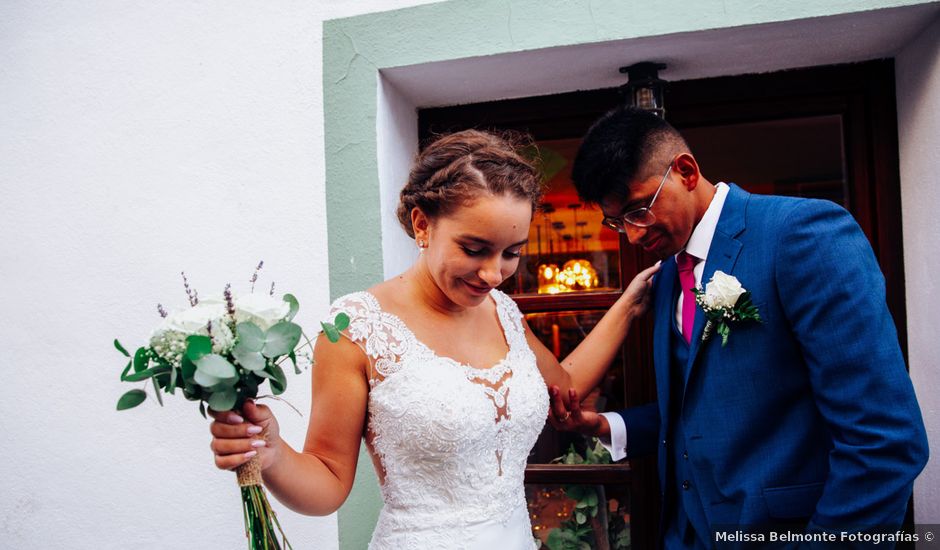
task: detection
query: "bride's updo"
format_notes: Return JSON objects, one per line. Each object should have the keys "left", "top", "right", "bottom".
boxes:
{"left": 396, "top": 130, "right": 542, "bottom": 238}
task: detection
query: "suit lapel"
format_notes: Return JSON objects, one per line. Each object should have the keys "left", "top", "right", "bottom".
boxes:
{"left": 685, "top": 184, "right": 748, "bottom": 379}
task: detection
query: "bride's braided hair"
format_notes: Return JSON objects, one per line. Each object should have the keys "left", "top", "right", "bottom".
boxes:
{"left": 397, "top": 129, "right": 543, "bottom": 238}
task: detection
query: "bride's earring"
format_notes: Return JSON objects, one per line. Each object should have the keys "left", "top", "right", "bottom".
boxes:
{"left": 416, "top": 239, "right": 427, "bottom": 252}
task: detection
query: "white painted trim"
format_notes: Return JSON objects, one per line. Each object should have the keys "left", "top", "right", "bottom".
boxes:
{"left": 381, "top": 4, "right": 939, "bottom": 108}
{"left": 377, "top": 74, "right": 420, "bottom": 280}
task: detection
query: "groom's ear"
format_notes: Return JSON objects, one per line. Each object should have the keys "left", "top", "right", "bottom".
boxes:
{"left": 674, "top": 153, "right": 701, "bottom": 190}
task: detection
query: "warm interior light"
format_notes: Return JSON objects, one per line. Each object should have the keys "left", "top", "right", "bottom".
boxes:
{"left": 537, "top": 259, "right": 598, "bottom": 293}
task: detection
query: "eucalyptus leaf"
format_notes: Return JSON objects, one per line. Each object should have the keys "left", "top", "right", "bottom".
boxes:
{"left": 288, "top": 351, "right": 300, "bottom": 375}
{"left": 235, "top": 322, "right": 264, "bottom": 353}
{"left": 120, "top": 360, "right": 132, "bottom": 381}
{"left": 185, "top": 335, "right": 213, "bottom": 362}
{"left": 321, "top": 321, "right": 341, "bottom": 343}
{"left": 167, "top": 366, "right": 178, "bottom": 394}
{"left": 262, "top": 322, "right": 301, "bottom": 358}
{"left": 333, "top": 312, "right": 349, "bottom": 331}
{"left": 123, "top": 365, "right": 171, "bottom": 382}
{"left": 151, "top": 378, "right": 164, "bottom": 406}
{"left": 283, "top": 293, "right": 299, "bottom": 322}
{"left": 233, "top": 347, "right": 266, "bottom": 372}
{"left": 193, "top": 369, "right": 220, "bottom": 388}
{"left": 575, "top": 511, "right": 586, "bottom": 525}
{"left": 255, "top": 369, "right": 275, "bottom": 381}
{"left": 114, "top": 339, "right": 130, "bottom": 357}
{"left": 208, "top": 388, "right": 238, "bottom": 412}
{"left": 195, "top": 354, "right": 238, "bottom": 380}
{"left": 199, "top": 401, "right": 207, "bottom": 419}
{"left": 117, "top": 389, "right": 147, "bottom": 410}
{"left": 267, "top": 363, "right": 287, "bottom": 395}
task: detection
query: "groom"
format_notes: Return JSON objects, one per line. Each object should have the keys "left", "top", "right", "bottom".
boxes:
{"left": 549, "top": 106, "right": 928, "bottom": 548}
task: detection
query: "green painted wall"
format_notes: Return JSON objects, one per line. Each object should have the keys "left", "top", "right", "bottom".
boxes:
{"left": 322, "top": 0, "right": 932, "bottom": 547}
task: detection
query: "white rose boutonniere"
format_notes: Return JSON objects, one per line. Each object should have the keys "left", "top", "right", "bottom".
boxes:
{"left": 692, "top": 271, "right": 762, "bottom": 346}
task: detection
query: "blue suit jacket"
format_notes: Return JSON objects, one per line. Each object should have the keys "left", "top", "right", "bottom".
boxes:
{"left": 617, "top": 184, "right": 928, "bottom": 540}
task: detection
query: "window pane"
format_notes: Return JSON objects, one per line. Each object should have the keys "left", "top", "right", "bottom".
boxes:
{"left": 680, "top": 115, "right": 847, "bottom": 206}
{"left": 525, "top": 310, "right": 626, "bottom": 464}
{"left": 527, "top": 483, "right": 632, "bottom": 549}
{"left": 499, "top": 138, "right": 621, "bottom": 296}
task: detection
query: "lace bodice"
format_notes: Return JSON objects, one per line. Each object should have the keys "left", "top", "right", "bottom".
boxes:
{"left": 325, "top": 290, "right": 548, "bottom": 549}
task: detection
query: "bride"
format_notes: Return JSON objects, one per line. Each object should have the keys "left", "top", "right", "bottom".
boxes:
{"left": 208, "top": 130, "right": 659, "bottom": 549}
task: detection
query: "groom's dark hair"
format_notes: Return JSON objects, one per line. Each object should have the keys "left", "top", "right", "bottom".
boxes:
{"left": 572, "top": 106, "right": 688, "bottom": 205}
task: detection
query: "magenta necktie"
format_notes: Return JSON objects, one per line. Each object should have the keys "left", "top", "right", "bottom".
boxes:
{"left": 676, "top": 251, "right": 699, "bottom": 345}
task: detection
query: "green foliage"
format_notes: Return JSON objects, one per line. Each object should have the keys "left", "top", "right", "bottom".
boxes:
{"left": 185, "top": 335, "right": 213, "bottom": 362}
{"left": 117, "top": 389, "right": 147, "bottom": 410}
{"left": 546, "top": 524, "right": 592, "bottom": 550}
{"left": 114, "top": 339, "right": 130, "bottom": 357}
{"left": 552, "top": 439, "right": 613, "bottom": 466}
{"left": 262, "top": 322, "right": 302, "bottom": 358}
{"left": 235, "top": 322, "right": 265, "bottom": 352}
{"left": 544, "top": 438, "right": 624, "bottom": 549}
{"left": 133, "top": 347, "right": 149, "bottom": 373}
{"left": 123, "top": 364, "right": 171, "bottom": 382}
{"left": 283, "top": 293, "right": 299, "bottom": 322}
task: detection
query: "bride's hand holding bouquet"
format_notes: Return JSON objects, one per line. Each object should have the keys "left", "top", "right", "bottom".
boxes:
{"left": 114, "top": 262, "right": 347, "bottom": 550}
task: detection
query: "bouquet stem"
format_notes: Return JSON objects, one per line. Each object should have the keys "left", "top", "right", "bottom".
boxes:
{"left": 237, "top": 457, "right": 292, "bottom": 550}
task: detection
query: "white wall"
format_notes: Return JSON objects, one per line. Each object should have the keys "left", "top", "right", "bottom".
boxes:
{"left": 0, "top": 1, "right": 436, "bottom": 548}
{"left": 896, "top": 15, "right": 940, "bottom": 526}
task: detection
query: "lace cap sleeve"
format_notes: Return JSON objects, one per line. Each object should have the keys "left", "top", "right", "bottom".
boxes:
{"left": 321, "top": 291, "right": 412, "bottom": 384}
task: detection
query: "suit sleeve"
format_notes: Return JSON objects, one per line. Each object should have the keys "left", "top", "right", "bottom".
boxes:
{"left": 615, "top": 402, "right": 660, "bottom": 459}
{"left": 775, "top": 199, "right": 928, "bottom": 532}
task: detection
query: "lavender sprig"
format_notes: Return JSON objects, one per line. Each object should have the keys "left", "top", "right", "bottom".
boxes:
{"left": 224, "top": 283, "right": 236, "bottom": 316}
{"left": 250, "top": 260, "right": 264, "bottom": 292}
{"left": 269, "top": 281, "right": 276, "bottom": 297}
{"left": 181, "top": 271, "right": 199, "bottom": 306}
{"left": 157, "top": 303, "right": 168, "bottom": 318}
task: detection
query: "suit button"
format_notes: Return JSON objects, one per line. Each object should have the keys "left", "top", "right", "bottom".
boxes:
{"left": 662, "top": 439, "right": 667, "bottom": 447}
{"left": 682, "top": 480, "right": 691, "bottom": 490}
{"left": 682, "top": 451, "right": 689, "bottom": 460}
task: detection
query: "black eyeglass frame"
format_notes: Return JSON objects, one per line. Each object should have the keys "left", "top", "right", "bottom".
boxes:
{"left": 602, "top": 161, "right": 673, "bottom": 233}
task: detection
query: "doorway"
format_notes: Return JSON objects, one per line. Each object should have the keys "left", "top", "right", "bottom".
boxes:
{"left": 419, "top": 59, "right": 906, "bottom": 549}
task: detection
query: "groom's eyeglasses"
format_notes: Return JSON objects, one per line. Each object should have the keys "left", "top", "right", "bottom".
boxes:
{"left": 601, "top": 161, "right": 672, "bottom": 232}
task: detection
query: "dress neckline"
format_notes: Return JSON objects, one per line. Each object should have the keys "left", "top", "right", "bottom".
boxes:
{"left": 361, "top": 289, "right": 513, "bottom": 374}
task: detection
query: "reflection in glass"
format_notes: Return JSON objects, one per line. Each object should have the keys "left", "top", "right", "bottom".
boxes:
{"left": 500, "top": 139, "right": 621, "bottom": 296}
{"left": 527, "top": 483, "right": 631, "bottom": 549}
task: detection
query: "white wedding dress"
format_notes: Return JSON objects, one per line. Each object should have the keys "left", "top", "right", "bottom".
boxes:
{"left": 326, "top": 290, "right": 549, "bottom": 549}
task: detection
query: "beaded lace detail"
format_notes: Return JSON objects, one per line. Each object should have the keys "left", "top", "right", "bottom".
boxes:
{"left": 325, "top": 290, "right": 548, "bottom": 549}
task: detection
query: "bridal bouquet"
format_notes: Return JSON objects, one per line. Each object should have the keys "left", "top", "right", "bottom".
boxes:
{"left": 114, "top": 262, "right": 348, "bottom": 550}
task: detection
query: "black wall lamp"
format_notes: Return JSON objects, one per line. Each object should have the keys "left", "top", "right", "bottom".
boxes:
{"left": 619, "top": 62, "right": 668, "bottom": 118}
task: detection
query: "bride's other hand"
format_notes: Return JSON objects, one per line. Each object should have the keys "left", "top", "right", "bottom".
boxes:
{"left": 547, "top": 385, "right": 609, "bottom": 437}
{"left": 209, "top": 400, "right": 281, "bottom": 471}
{"left": 619, "top": 261, "right": 661, "bottom": 318}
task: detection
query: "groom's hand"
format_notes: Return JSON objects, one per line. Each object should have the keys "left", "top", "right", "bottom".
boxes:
{"left": 548, "top": 385, "right": 609, "bottom": 437}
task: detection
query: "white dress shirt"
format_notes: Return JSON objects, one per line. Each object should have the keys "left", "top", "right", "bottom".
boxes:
{"left": 599, "top": 182, "right": 730, "bottom": 461}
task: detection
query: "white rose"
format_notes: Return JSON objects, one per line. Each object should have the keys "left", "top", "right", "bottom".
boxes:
{"left": 149, "top": 298, "right": 234, "bottom": 365}
{"left": 234, "top": 293, "right": 290, "bottom": 331}
{"left": 161, "top": 299, "right": 228, "bottom": 334}
{"left": 704, "top": 271, "right": 745, "bottom": 309}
